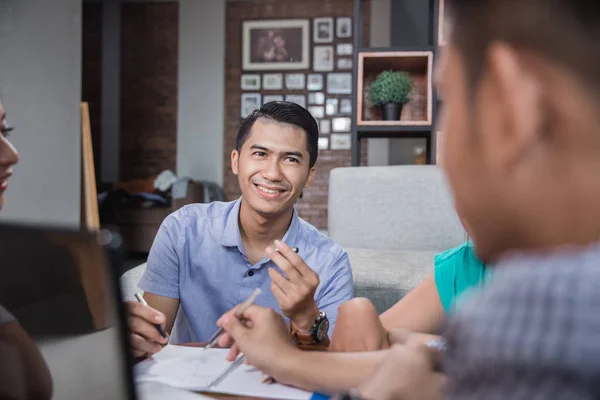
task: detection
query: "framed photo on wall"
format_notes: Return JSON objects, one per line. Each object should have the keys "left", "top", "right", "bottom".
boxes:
{"left": 330, "top": 133, "right": 351, "bottom": 150}
{"left": 318, "top": 137, "right": 329, "bottom": 150}
{"left": 313, "top": 46, "right": 334, "bottom": 72}
{"left": 336, "top": 17, "right": 352, "bottom": 38}
{"left": 285, "top": 95, "right": 307, "bottom": 108}
{"left": 327, "top": 73, "right": 352, "bottom": 94}
{"left": 285, "top": 73, "right": 305, "bottom": 90}
{"left": 242, "top": 19, "right": 310, "bottom": 70}
{"left": 340, "top": 98, "right": 352, "bottom": 114}
{"left": 307, "top": 74, "right": 324, "bottom": 91}
{"left": 332, "top": 117, "right": 351, "bottom": 132}
{"left": 263, "top": 73, "right": 283, "bottom": 90}
{"left": 241, "top": 93, "right": 261, "bottom": 118}
{"left": 308, "top": 106, "right": 325, "bottom": 119}
{"left": 308, "top": 92, "right": 325, "bottom": 105}
{"left": 241, "top": 74, "right": 261, "bottom": 90}
{"left": 337, "top": 58, "right": 353, "bottom": 70}
{"left": 326, "top": 98, "right": 338, "bottom": 115}
{"left": 313, "top": 17, "right": 334, "bottom": 43}
{"left": 336, "top": 43, "right": 353, "bottom": 56}
{"left": 319, "top": 119, "right": 331, "bottom": 134}
{"left": 263, "top": 94, "right": 284, "bottom": 104}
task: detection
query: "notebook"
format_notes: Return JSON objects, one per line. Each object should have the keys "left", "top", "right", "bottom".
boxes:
{"left": 135, "top": 345, "right": 312, "bottom": 400}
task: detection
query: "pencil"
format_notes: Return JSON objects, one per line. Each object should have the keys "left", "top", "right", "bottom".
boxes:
{"left": 134, "top": 292, "right": 168, "bottom": 340}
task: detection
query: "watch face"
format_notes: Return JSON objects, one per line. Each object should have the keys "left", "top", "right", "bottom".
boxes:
{"left": 316, "top": 318, "right": 329, "bottom": 341}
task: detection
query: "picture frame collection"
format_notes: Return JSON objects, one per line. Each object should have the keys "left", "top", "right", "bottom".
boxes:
{"left": 239, "top": 16, "right": 354, "bottom": 150}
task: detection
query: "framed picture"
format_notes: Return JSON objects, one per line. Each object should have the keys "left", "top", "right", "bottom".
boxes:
{"left": 242, "top": 19, "right": 310, "bottom": 70}
{"left": 336, "top": 17, "right": 352, "bottom": 38}
{"left": 307, "top": 74, "right": 324, "bottom": 91}
{"left": 332, "top": 117, "right": 351, "bottom": 132}
{"left": 241, "top": 74, "right": 261, "bottom": 90}
{"left": 314, "top": 46, "right": 334, "bottom": 72}
{"left": 319, "top": 119, "right": 331, "bottom": 134}
{"left": 330, "top": 133, "right": 351, "bottom": 150}
{"left": 308, "top": 92, "right": 325, "bottom": 105}
{"left": 318, "top": 137, "right": 329, "bottom": 150}
{"left": 326, "top": 98, "right": 338, "bottom": 115}
{"left": 308, "top": 106, "right": 325, "bottom": 119}
{"left": 340, "top": 98, "right": 352, "bottom": 114}
{"left": 327, "top": 73, "right": 352, "bottom": 94}
{"left": 336, "top": 43, "right": 353, "bottom": 56}
{"left": 241, "top": 93, "right": 261, "bottom": 118}
{"left": 263, "top": 94, "right": 284, "bottom": 104}
{"left": 337, "top": 58, "right": 353, "bottom": 70}
{"left": 313, "top": 17, "right": 333, "bottom": 43}
{"left": 285, "top": 94, "right": 306, "bottom": 108}
{"left": 285, "top": 73, "right": 305, "bottom": 90}
{"left": 263, "top": 73, "right": 283, "bottom": 90}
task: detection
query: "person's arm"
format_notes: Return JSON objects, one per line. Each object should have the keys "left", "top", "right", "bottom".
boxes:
{"left": 128, "top": 214, "right": 183, "bottom": 356}
{"left": 0, "top": 321, "right": 53, "bottom": 400}
{"left": 379, "top": 272, "right": 446, "bottom": 334}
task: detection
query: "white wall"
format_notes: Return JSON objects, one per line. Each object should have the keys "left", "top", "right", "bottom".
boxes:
{"left": 0, "top": 0, "right": 82, "bottom": 227}
{"left": 177, "top": 0, "right": 225, "bottom": 186}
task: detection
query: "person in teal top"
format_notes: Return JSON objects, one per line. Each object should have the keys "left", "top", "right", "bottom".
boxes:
{"left": 434, "top": 241, "right": 490, "bottom": 313}
{"left": 327, "top": 240, "right": 489, "bottom": 352}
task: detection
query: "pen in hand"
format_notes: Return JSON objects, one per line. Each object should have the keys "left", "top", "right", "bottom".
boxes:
{"left": 134, "top": 292, "right": 169, "bottom": 340}
{"left": 204, "top": 287, "right": 262, "bottom": 351}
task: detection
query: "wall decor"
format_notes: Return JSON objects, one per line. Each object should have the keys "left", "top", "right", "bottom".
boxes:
{"left": 308, "top": 105, "right": 325, "bottom": 119}
{"left": 326, "top": 98, "right": 338, "bottom": 115}
{"left": 313, "top": 17, "right": 334, "bottom": 43}
{"left": 263, "top": 94, "right": 284, "bottom": 104}
{"left": 337, "top": 58, "right": 353, "bottom": 70}
{"left": 285, "top": 94, "right": 306, "bottom": 108}
{"left": 319, "top": 119, "right": 331, "bottom": 134}
{"left": 336, "top": 17, "right": 352, "bottom": 38}
{"left": 285, "top": 73, "right": 305, "bottom": 90}
{"left": 340, "top": 98, "right": 352, "bottom": 114}
{"left": 241, "top": 93, "right": 261, "bottom": 118}
{"left": 330, "top": 133, "right": 351, "bottom": 150}
{"left": 308, "top": 92, "right": 325, "bottom": 105}
{"left": 336, "top": 43, "right": 353, "bottom": 56}
{"left": 332, "top": 117, "right": 351, "bottom": 132}
{"left": 318, "top": 137, "right": 329, "bottom": 150}
{"left": 327, "top": 73, "right": 352, "bottom": 94}
{"left": 263, "top": 73, "right": 283, "bottom": 90}
{"left": 242, "top": 19, "right": 310, "bottom": 70}
{"left": 313, "top": 46, "right": 334, "bottom": 72}
{"left": 241, "top": 74, "right": 261, "bottom": 90}
{"left": 307, "top": 74, "right": 324, "bottom": 91}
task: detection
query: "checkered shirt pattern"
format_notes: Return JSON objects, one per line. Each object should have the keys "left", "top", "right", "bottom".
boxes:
{"left": 443, "top": 244, "right": 600, "bottom": 400}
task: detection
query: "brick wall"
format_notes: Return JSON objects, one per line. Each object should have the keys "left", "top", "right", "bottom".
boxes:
{"left": 81, "top": 2, "right": 103, "bottom": 184}
{"left": 225, "top": 0, "right": 370, "bottom": 230}
{"left": 120, "top": 2, "right": 179, "bottom": 181}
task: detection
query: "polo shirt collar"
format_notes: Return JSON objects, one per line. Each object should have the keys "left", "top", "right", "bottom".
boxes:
{"left": 221, "top": 197, "right": 301, "bottom": 254}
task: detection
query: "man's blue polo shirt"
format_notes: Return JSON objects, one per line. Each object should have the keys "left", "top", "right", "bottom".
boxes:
{"left": 138, "top": 198, "right": 354, "bottom": 343}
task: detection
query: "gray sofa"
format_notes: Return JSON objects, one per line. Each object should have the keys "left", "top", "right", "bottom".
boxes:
{"left": 328, "top": 165, "right": 465, "bottom": 313}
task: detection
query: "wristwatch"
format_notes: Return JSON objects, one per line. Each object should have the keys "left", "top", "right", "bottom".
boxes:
{"left": 290, "top": 311, "right": 329, "bottom": 345}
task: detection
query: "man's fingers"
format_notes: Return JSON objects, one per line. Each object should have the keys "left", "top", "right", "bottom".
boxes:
{"left": 226, "top": 344, "right": 241, "bottom": 362}
{"left": 268, "top": 268, "right": 292, "bottom": 294}
{"left": 130, "top": 332, "right": 162, "bottom": 355}
{"left": 129, "top": 315, "right": 168, "bottom": 344}
{"left": 266, "top": 245, "right": 302, "bottom": 282}
{"left": 270, "top": 281, "right": 287, "bottom": 304}
{"left": 127, "top": 301, "right": 166, "bottom": 325}
{"left": 217, "top": 332, "right": 234, "bottom": 348}
{"left": 273, "top": 240, "right": 315, "bottom": 278}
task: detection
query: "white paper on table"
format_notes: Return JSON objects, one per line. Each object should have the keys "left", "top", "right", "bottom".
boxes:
{"left": 134, "top": 345, "right": 312, "bottom": 400}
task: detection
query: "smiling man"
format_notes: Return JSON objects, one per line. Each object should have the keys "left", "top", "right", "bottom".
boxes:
{"left": 126, "top": 101, "right": 353, "bottom": 357}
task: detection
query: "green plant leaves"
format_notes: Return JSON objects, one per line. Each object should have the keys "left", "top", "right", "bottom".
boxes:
{"left": 367, "top": 70, "right": 413, "bottom": 106}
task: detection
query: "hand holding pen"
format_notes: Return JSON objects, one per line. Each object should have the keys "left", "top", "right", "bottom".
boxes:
{"left": 127, "top": 293, "right": 169, "bottom": 358}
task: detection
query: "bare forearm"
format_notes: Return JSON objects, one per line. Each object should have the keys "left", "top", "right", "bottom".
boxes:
{"left": 274, "top": 349, "right": 389, "bottom": 394}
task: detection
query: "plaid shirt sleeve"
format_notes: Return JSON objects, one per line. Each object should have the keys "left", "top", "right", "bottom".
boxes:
{"left": 443, "top": 247, "right": 600, "bottom": 400}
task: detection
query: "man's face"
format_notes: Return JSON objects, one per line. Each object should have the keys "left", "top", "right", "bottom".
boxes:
{"left": 231, "top": 118, "right": 315, "bottom": 217}
{"left": 436, "top": 44, "right": 529, "bottom": 262}
{"left": 0, "top": 103, "right": 19, "bottom": 210}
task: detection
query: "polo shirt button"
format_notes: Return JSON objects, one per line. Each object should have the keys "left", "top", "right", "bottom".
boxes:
{"left": 248, "top": 270, "right": 254, "bottom": 277}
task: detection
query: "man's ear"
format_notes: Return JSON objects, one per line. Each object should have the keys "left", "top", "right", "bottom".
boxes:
{"left": 231, "top": 150, "right": 240, "bottom": 175}
{"left": 484, "top": 43, "right": 543, "bottom": 169}
{"left": 304, "top": 167, "right": 316, "bottom": 189}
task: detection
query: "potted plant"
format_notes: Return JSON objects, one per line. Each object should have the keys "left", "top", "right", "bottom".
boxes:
{"left": 367, "top": 70, "right": 413, "bottom": 120}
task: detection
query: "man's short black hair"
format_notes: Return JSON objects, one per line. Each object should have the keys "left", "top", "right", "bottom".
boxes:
{"left": 449, "top": 0, "right": 600, "bottom": 96}
{"left": 236, "top": 101, "right": 319, "bottom": 169}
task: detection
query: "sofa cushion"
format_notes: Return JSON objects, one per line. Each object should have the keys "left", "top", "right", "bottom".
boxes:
{"left": 346, "top": 247, "right": 438, "bottom": 314}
